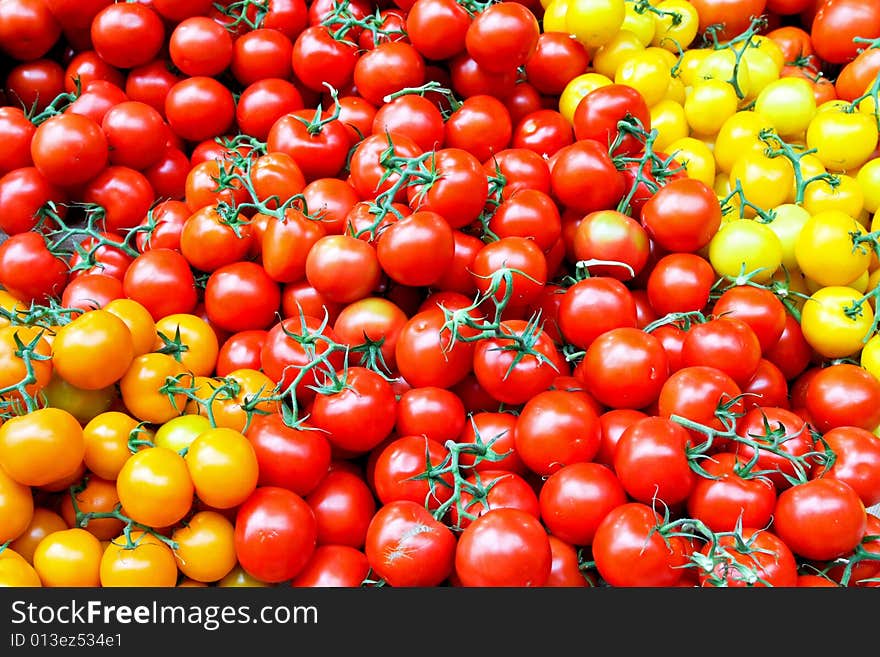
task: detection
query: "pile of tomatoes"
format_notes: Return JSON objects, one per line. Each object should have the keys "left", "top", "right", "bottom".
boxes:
{"left": 1, "top": 0, "right": 880, "bottom": 589}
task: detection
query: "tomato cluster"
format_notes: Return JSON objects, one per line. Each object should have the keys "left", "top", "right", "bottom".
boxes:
{"left": 1, "top": 0, "right": 880, "bottom": 588}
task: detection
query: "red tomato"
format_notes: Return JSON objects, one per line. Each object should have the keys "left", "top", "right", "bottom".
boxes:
{"left": 365, "top": 500, "right": 456, "bottom": 587}
{"left": 306, "top": 470, "right": 376, "bottom": 549}
{"left": 449, "top": 469, "right": 540, "bottom": 529}
{"left": 234, "top": 486, "right": 317, "bottom": 583}
{"left": 90, "top": 3, "right": 164, "bottom": 69}
{"left": 577, "top": 327, "right": 669, "bottom": 410}
{"left": 395, "top": 386, "right": 466, "bottom": 444}
{"left": 371, "top": 435, "right": 453, "bottom": 510}
{"left": 558, "top": 277, "right": 637, "bottom": 349}
{"left": 641, "top": 178, "right": 722, "bottom": 253}
{"left": 246, "top": 413, "right": 331, "bottom": 497}
{"left": 539, "top": 462, "right": 627, "bottom": 546}
{"left": 811, "top": 0, "right": 880, "bottom": 64}
{"left": 573, "top": 84, "right": 651, "bottom": 155}
{"left": 813, "top": 426, "right": 880, "bottom": 507}
{"left": 30, "top": 113, "right": 108, "bottom": 188}
{"left": 464, "top": 2, "right": 539, "bottom": 75}
{"left": 123, "top": 248, "right": 198, "bottom": 321}
{"left": 290, "top": 545, "right": 370, "bottom": 588}
{"left": 687, "top": 452, "right": 777, "bottom": 532}
{"left": 773, "top": 478, "right": 867, "bottom": 561}
{"left": 681, "top": 317, "right": 763, "bottom": 387}
{"left": 593, "top": 503, "right": 692, "bottom": 587}
{"left": 550, "top": 140, "right": 624, "bottom": 214}
{"left": 454, "top": 508, "right": 551, "bottom": 587}
{"left": 805, "top": 364, "right": 880, "bottom": 433}
{"left": 646, "top": 253, "right": 715, "bottom": 317}
{"left": 514, "top": 389, "right": 602, "bottom": 476}
{"left": 0, "top": 232, "right": 68, "bottom": 303}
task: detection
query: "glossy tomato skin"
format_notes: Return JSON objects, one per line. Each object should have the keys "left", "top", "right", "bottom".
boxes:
{"left": 365, "top": 500, "right": 456, "bottom": 587}
{"left": 123, "top": 249, "right": 198, "bottom": 321}
{"left": 813, "top": 426, "right": 880, "bottom": 507}
{"left": 245, "top": 413, "right": 331, "bottom": 497}
{"left": 450, "top": 470, "right": 540, "bottom": 529}
{"left": 234, "top": 486, "right": 317, "bottom": 583}
{"left": 641, "top": 178, "right": 722, "bottom": 253}
{"left": 204, "top": 262, "right": 281, "bottom": 333}
{"left": 306, "top": 470, "right": 376, "bottom": 549}
{"left": 455, "top": 508, "right": 551, "bottom": 587}
{"left": 811, "top": 0, "right": 880, "bottom": 64}
{"left": 558, "top": 277, "right": 637, "bottom": 350}
{"left": 593, "top": 503, "right": 691, "bottom": 587}
{"left": 573, "top": 84, "right": 651, "bottom": 155}
{"left": 658, "top": 366, "right": 743, "bottom": 447}
{"left": 577, "top": 327, "right": 669, "bottom": 410}
{"left": 646, "top": 253, "right": 715, "bottom": 317}
{"left": 514, "top": 390, "right": 602, "bottom": 476}
{"left": 550, "top": 140, "right": 625, "bottom": 214}
{"left": 30, "top": 113, "right": 108, "bottom": 188}
{"left": 539, "top": 462, "right": 627, "bottom": 546}
{"left": 0, "top": 232, "right": 68, "bottom": 304}
{"left": 712, "top": 286, "right": 787, "bottom": 354}
{"left": 290, "top": 545, "right": 370, "bottom": 588}
{"left": 687, "top": 453, "right": 777, "bottom": 532}
{"left": 773, "top": 478, "right": 866, "bottom": 561}
{"left": 805, "top": 364, "right": 880, "bottom": 433}
{"left": 680, "top": 317, "right": 763, "bottom": 388}
{"left": 613, "top": 416, "right": 697, "bottom": 506}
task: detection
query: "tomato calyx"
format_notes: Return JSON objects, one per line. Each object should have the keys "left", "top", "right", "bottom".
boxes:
{"left": 409, "top": 432, "right": 512, "bottom": 530}
{"left": 292, "top": 84, "right": 343, "bottom": 136}
{"left": 321, "top": 0, "right": 407, "bottom": 47}
{"left": 611, "top": 118, "right": 683, "bottom": 216}
{"left": 66, "top": 478, "right": 179, "bottom": 552}
{"left": 842, "top": 284, "right": 880, "bottom": 344}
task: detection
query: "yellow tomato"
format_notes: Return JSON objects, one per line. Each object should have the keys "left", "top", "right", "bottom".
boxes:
{"left": 10, "top": 508, "right": 68, "bottom": 564}
{"left": 788, "top": 153, "right": 827, "bottom": 204}
{"left": 728, "top": 151, "right": 794, "bottom": 216}
{"left": 52, "top": 309, "right": 134, "bottom": 391}
{"left": 856, "top": 158, "right": 880, "bottom": 214}
{"left": 119, "top": 352, "right": 191, "bottom": 425}
{"left": 650, "top": 99, "right": 688, "bottom": 150}
{"left": 754, "top": 78, "right": 816, "bottom": 139}
{"left": 684, "top": 79, "right": 738, "bottom": 135}
{"left": 750, "top": 35, "right": 785, "bottom": 72}
{"left": 0, "top": 466, "right": 33, "bottom": 543}
{"left": 802, "top": 174, "right": 864, "bottom": 219}
{"left": 154, "top": 414, "right": 212, "bottom": 453}
{"left": 41, "top": 374, "right": 115, "bottom": 425}
{"left": 621, "top": 0, "right": 655, "bottom": 45}
{"left": 184, "top": 427, "right": 259, "bottom": 509}
{"left": 104, "top": 298, "right": 157, "bottom": 357}
{"left": 559, "top": 73, "right": 613, "bottom": 124}
{"left": 33, "top": 528, "right": 102, "bottom": 587}
{"left": 172, "top": 511, "right": 237, "bottom": 583}
{"left": 714, "top": 110, "right": 774, "bottom": 173}
{"left": 795, "top": 210, "right": 872, "bottom": 287}
{"left": 666, "top": 136, "right": 716, "bottom": 186}
{"left": 542, "top": 0, "right": 570, "bottom": 32}
{"left": 100, "top": 531, "right": 178, "bottom": 587}
{"left": 0, "top": 548, "right": 41, "bottom": 586}
{"left": 614, "top": 49, "right": 671, "bottom": 107}
{"left": 82, "top": 411, "right": 141, "bottom": 481}
{"left": 0, "top": 291, "right": 25, "bottom": 329}
{"left": 741, "top": 45, "right": 780, "bottom": 101}
{"left": 116, "top": 446, "right": 194, "bottom": 528}
{"left": 697, "top": 48, "right": 750, "bottom": 99}
{"left": 806, "top": 109, "right": 879, "bottom": 172}
{"left": 154, "top": 313, "right": 219, "bottom": 377}
{"left": 714, "top": 171, "right": 731, "bottom": 196}
{"left": 860, "top": 335, "right": 880, "bottom": 382}
{"left": 566, "top": 0, "right": 626, "bottom": 49}
{"left": 766, "top": 204, "right": 811, "bottom": 272}
{"left": 708, "top": 219, "right": 782, "bottom": 282}
{"left": 801, "top": 286, "right": 874, "bottom": 359}
{"left": 678, "top": 47, "right": 711, "bottom": 87}
{"left": 0, "top": 407, "right": 84, "bottom": 487}
{"left": 651, "top": 0, "right": 699, "bottom": 51}
{"left": 218, "top": 565, "right": 269, "bottom": 588}
{"left": 592, "top": 30, "right": 645, "bottom": 79}
{"left": 664, "top": 75, "right": 686, "bottom": 103}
